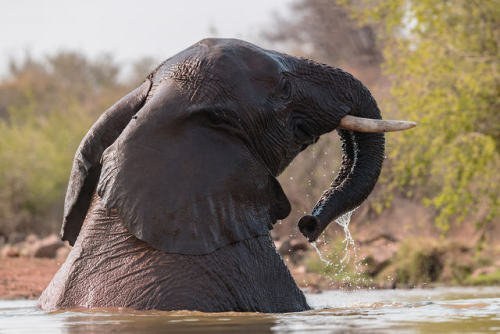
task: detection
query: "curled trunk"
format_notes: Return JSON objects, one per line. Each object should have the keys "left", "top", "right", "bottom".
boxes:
{"left": 299, "top": 105, "right": 385, "bottom": 242}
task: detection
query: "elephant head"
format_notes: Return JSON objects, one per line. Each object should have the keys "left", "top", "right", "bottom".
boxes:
{"left": 61, "top": 38, "right": 414, "bottom": 253}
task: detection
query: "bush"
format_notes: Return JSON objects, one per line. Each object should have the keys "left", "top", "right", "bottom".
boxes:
{"left": 372, "top": 239, "right": 445, "bottom": 286}
{"left": 341, "top": 0, "right": 500, "bottom": 233}
{"left": 0, "top": 103, "right": 92, "bottom": 235}
{"left": 0, "top": 52, "right": 132, "bottom": 236}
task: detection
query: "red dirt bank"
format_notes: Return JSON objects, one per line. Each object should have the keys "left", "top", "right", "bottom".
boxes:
{"left": 0, "top": 258, "right": 61, "bottom": 299}
{"left": 0, "top": 257, "right": 328, "bottom": 300}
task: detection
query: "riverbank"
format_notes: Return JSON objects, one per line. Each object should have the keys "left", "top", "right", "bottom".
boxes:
{"left": 0, "top": 257, "right": 61, "bottom": 299}
{"left": 1, "top": 231, "right": 500, "bottom": 299}
{"left": 0, "top": 256, "right": 332, "bottom": 299}
{"left": 2, "top": 253, "right": 500, "bottom": 300}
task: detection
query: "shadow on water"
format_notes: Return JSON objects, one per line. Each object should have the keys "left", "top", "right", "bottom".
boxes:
{"left": 1, "top": 287, "right": 500, "bottom": 333}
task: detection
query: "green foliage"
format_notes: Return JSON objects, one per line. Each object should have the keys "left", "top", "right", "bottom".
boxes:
{"left": 342, "top": 0, "right": 500, "bottom": 232}
{"left": 465, "top": 269, "right": 500, "bottom": 286}
{"left": 0, "top": 52, "right": 134, "bottom": 236}
{"left": 0, "top": 103, "right": 92, "bottom": 234}
{"left": 373, "top": 240, "right": 500, "bottom": 286}
{"left": 390, "top": 240, "right": 444, "bottom": 285}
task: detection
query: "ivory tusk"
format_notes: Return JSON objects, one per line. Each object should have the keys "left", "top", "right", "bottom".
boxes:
{"left": 339, "top": 115, "right": 417, "bottom": 133}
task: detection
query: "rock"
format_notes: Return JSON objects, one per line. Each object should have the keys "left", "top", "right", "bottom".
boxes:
{"left": 1, "top": 245, "right": 20, "bottom": 258}
{"left": 278, "top": 239, "right": 308, "bottom": 255}
{"left": 370, "top": 238, "right": 399, "bottom": 264}
{"left": 28, "top": 234, "right": 64, "bottom": 258}
{"left": 358, "top": 233, "right": 398, "bottom": 245}
{"left": 278, "top": 239, "right": 309, "bottom": 264}
{"left": 25, "top": 234, "right": 38, "bottom": 244}
{"left": 17, "top": 234, "right": 40, "bottom": 256}
{"left": 56, "top": 245, "right": 71, "bottom": 260}
{"left": 290, "top": 239, "right": 309, "bottom": 251}
{"left": 294, "top": 265, "right": 307, "bottom": 274}
{"left": 359, "top": 236, "right": 399, "bottom": 276}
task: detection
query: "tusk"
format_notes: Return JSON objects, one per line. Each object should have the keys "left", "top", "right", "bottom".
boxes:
{"left": 339, "top": 115, "right": 416, "bottom": 133}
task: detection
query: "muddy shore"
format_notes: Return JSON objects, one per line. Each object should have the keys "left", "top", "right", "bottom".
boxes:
{"left": 0, "top": 258, "right": 61, "bottom": 299}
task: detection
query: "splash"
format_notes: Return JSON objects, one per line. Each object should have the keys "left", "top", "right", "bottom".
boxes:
{"left": 310, "top": 208, "right": 357, "bottom": 266}
{"left": 309, "top": 208, "right": 368, "bottom": 289}
{"left": 335, "top": 209, "right": 356, "bottom": 263}
{"left": 311, "top": 241, "right": 332, "bottom": 266}
{"left": 309, "top": 208, "right": 375, "bottom": 289}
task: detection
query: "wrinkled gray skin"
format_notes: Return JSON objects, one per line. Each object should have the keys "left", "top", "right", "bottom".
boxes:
{"left": 40, "top": 38, "right": 385, "bottom": 312}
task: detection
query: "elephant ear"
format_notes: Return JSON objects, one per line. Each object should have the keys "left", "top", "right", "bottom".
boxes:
{"left": 61, "top": 80, "right": 152, "bottom": 245}
{"left": 96, "top": 88, "right": 291, "bottom": 255}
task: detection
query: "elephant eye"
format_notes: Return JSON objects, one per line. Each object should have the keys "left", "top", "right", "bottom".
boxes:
{"left": 203, "top": 110, "right": 239, "bottom": 131}
{"left": 294, "top": 121, "right": 316, "bottom": 144}
{"left": 205, "top": 111, "right": 225, "bottom": 126}
{"left": 278, "top": 78, "right": 292, "bottom": 100}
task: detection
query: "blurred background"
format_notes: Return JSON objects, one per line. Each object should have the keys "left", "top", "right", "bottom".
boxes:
{"left": 0, "top": 0, "right": 499, "bottom": 294}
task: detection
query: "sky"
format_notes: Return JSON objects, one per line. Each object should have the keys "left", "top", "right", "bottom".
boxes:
{"left": 0, "top": 0, "right": 293, "bottom": 77}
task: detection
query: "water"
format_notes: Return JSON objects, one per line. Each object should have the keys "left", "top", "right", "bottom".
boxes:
{"left": 335, "top": 209, "right": 355, "bottom": 247}
{"left": 311, "top": 209, "right": 357, "bottom": 268}
{"left": 334, "top": 209, "right": 356, "bottom": 264}
{"left": 311, "top": 241, "right": 333, "bottom": 266}
{"left": 1, "top": 287, "right": 499, "bottom": 333}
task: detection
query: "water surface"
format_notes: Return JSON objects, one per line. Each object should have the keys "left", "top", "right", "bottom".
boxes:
{"left": 1, "top": 287, "right": 499, "bottom": 333}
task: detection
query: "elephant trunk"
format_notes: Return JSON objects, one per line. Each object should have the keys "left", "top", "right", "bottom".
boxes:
{"left": 298, "top": 99, "right": 385, "bottom": 242}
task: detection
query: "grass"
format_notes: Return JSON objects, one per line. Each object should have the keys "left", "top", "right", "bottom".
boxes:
{"left": 465, "top": 270, "right": 500, "bottom": 286}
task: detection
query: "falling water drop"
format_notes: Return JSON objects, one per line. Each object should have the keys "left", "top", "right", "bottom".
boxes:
{"left": 311, "top": 242, "right": 332, "bottom": 266}
{"left": 335, "top": 208, "right": 357, "bottom": 263}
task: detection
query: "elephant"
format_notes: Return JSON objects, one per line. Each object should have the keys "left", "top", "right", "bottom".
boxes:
{"left": 39, "top": 38, "right": 414, "bottom": 312}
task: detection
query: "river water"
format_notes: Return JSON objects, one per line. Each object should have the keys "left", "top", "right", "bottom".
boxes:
{"left": 1, "top": 287, "right": 499, "bottom": 333}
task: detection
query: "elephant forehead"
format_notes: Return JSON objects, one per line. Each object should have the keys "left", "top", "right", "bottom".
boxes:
{"left": 169, "top": 38, "right": 283, "bottom": 85}
{"left": 208, "top": 43, "right": 282, "bottom": 81}
{"left": 146, "top": 39, "right": 287, "bottom": 106}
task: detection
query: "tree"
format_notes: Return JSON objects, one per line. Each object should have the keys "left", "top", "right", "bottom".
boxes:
{"left": 265, "top": 0, "right": 381, "bottom": 68}
{"left": 341, "top": 0, "right": 500, "bottom": 232}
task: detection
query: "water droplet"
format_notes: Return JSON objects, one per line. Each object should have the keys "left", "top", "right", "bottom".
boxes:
{"left": 311, "top": 242, "right": 332, "bottom": 267}
{"left": 335, "top": 208, "right": 357, "bottom": 264}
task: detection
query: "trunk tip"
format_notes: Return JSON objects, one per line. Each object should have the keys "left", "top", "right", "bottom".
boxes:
{"left": 298, "top": 215, "right": 321, "bottom": 242}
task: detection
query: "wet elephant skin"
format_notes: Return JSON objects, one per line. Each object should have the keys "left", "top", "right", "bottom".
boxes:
{"left": 41, "top": 38, "right": 386, "bottom": 312}
{"left": 40, "top": 194, "right": 309, "bottom": 312}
